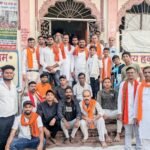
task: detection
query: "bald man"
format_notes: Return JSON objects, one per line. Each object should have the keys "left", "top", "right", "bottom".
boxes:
{"left": 79, "top": 90, "right": 107, "bottom": 148}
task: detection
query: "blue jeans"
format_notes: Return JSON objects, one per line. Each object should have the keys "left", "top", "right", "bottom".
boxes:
{"left": 10, "top": 137, "right": 40, "bottom": 150}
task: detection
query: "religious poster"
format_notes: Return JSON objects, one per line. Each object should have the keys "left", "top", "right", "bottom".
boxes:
{"left": 0, "top": 51, "right": 19, "bottom": 86}
{"left": 0, "top": 0, "right": 18, "bottom": 50}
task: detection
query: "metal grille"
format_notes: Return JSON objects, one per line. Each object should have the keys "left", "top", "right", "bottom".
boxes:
{"left": 44, "top": 0, "right": 95, "bottom": 19}
{"left": 119, "top": 0, "right": 150, "bottom": 31}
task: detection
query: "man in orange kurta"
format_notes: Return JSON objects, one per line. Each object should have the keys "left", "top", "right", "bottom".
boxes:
{"left": 36, "top": 73, "right": 52, "bottom": 100}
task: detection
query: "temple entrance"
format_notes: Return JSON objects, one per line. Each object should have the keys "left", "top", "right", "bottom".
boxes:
{"left": 40, "top": 0, "right": 99, "bottom": 42}
{"left": 51, "top": 21, "right": 87, "bottom": 40}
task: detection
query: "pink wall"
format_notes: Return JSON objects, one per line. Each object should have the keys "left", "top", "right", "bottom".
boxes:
{"left": 108, "top": 0, "right": 118, "bottom": 38}
{"left": 20, "top": 0, "right": 30, "bottom": 49}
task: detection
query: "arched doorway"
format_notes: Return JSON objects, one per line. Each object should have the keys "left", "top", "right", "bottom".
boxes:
{"left": 118, "top": 0, "right": 150, "bottom": 53}
{"left": 39, "top": 0, "right": 100, "bottom": 42}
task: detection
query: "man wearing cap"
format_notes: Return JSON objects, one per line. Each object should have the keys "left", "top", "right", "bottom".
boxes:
{"left": 36, "top": 73, "right": 52, "bottom": 100}
{"left": 0, "top": 65, "right": 17, "bottom": 150}
{"left": 55, "top": 75, "right": 68, "bottom": 101}
{"left": 5, "top": 101, "right": 44, "bottom": 150}
{"left": 80, "top": 90, "right": 107, "bottom": 148}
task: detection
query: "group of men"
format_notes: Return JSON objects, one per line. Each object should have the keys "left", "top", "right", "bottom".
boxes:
{"left": 0, "top": 32, "right": 150, "bottom": 150}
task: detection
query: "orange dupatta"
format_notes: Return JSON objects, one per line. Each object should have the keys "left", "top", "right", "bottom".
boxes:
{"left": 122, "top": 80, "right": 139, "bottom": 124}
{"left": 102, "top": 57, "right": 112, "bottom": 80}
{"left": 136, "top": 80, "right": 150, "bottom": 122}
{"left": 52, "top": 44, "right": 60, "bottom": 61}
{"left": 26, "top": 47, "right": 40, "bottom": 69}
{"left": 82, "top": 99, "right": 96, "bottom": 129}
{"left": 21, "top": 112, "right": 39, "bottom": 137}
{"left": 59, "top": 43, "right": 71, "bottom": 59}
{"left": 73, "top": 46, "right": 89, "bottom": 60}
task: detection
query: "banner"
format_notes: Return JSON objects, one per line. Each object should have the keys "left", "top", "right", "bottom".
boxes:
{"left": 0, "top": 0, "right": 18, "bottom": 50}
{"left": 122, "top": 30, "right": 150, "bottom": 53}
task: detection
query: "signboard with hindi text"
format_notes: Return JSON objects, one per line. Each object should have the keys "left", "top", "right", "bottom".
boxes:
{"left": 0, "top": 0, "right": 18, "bottom": 50}
{"left": 0, "top": 51, "right": 19, "bottom": 86}
{"left": 131, "top": 53, "right": 150, "bottom": 68}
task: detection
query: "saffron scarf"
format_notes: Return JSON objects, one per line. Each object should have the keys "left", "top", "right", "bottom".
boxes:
{"left": 102, "top": 57, "right": 112, "bottom": 80}
{"left": 136, "top": 80, "right": 150, "bottom": 122}
{"left": 26, "top": 47, "right": 40, "bottom": 69}
{"left": 59, "top": 42, "right": 71, "bottom": 59}
{"left": 90, "top": 42, "right": 102, "bottom": 58}
{"left": 52, "top": 44, "right": 60, "bottom": 61}
{"left": 73, "top": 46, "right": 89, "bottom": 60}
{"left": 28, "top": 92, "right": 36, "bottom": 107}
{"left": 122, "top": 80, "right": 139, "bottom": 124}
{"left": 82, "top": 99, "right": 96, "bottom": 129}
{"left": 21, "top": 112, "right": 39, "bottom": 137}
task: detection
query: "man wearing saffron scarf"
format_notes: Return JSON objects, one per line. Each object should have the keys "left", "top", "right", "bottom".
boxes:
{"left": 40, "top": 35, "right": 62, "bottom": 87}
{"left": 73, "top": 39, "right": 89, "bottom": 82}
{"left": 80, "top": 90, "right": 107, "bottom": 148}
{"left": 23, "top": 81, "right": 42, "bottom": 112}
{"left": 101, "top": 48, "right": 112, "bottom": 81}
{"left": 118, "top": 67, "right": 142, "bottom": 150}
{"left": 5, "top": 101, "right": 44, "bottom": 150}
{"left": 134, "top": 66, "right": 150, "bottom": 150}
{"left": 22, "top": 37, "right": 40, "bottom": 82}
{"left": 59, "top": 34, "right": 74, "bottom": 85}
{"left": 87, "top": 34, "right": 104, "bottom": 59}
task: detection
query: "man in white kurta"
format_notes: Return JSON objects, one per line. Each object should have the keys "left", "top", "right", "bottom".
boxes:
{"left": 73, "top": 39, "right": 88, "bottom": 82}
{"left": 80, "top": 90, "right": 107, "bottom": 148}
{"left": 22, "top": 38, "right": 40, "bottom": 82}
{"left": 73, "top": 73, "right": 92, "bottom": 101}
{"left": 59, "top": 34, "right": 74, "bottom": 85}
{"left": 118, "top": 66, "right": 142, "bottom": 150}
{"left": 134, "top": 66, "right": 150, "bottom": 150}
{"left": 40, "top": 35, "right": 62, "bottom": 86}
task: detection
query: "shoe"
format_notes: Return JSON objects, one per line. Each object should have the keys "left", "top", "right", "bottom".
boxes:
{"left": 50, "top": 137, "right": 57, "bottom": 144}
{"left": 63, "top": 138, "right": 70, "bottom": 144}
{"left": 70, "top": 137, "right": 76, "bottom": 143}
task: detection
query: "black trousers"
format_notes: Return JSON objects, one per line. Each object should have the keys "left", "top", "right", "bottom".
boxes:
{"left": 0, "top": 115, "right": 15, "bottom": 150}
{"left": 45, "top": 121, "right": 60, "bottom": 138}
{"left": 44, "top": 70, "right": 60, "bottom": 87}
{"left": 90, "top": 77, "right": 99, "bottom": 99}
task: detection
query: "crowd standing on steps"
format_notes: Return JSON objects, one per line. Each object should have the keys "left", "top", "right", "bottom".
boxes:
{"left": 0, "top": 32, "right": 150, "bottom": 150}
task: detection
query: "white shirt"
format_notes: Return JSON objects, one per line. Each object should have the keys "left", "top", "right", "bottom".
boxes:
{"left": 87, "top": 54, "right": 103, "bottom": 79}
{"left": 0, "top": 80, "right": 17, "bottom": 117}
{"left": 12, "top": 114, "right": 43, "bottom": 140}
{"left": 22, "top": 48, "right": 39, "bottom": 74}
{"left": 118, "top": 81, "right": 135, "bottom": 124}
{"left": 40, "top": 46, "right": 62, "bottom": 72}
{"left": 134, "top": 84, "right": 150, "bottom": 139}
{"left": 60, "top": 45, "right": 74, "bottom": 81}
{"left": 73, "top": 82, "right": 92, "bottom": 101}
{"left": 74, "top": 51, "right": 87, "bottom": 75}
{"left": 109, "top": 46, "right": 118, "bottom": 58}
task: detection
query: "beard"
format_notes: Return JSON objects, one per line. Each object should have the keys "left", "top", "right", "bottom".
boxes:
{"left": 24, "top": 111, "right": 31, "bottom": 116}
{"left": 3, "top": 77, "right": 13, "bottom": 81}
{"left": 66, "top": 95, "right": 72, "bottom": 100}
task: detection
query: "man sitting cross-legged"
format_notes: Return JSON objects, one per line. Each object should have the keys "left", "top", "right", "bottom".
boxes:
{"left": 58, "top": 86, "right": 81, "bottom": 144}
{"left": 5, "top": 101, "right": 44, "bottom": 150}
{"left": 37, "top": 90, "right": 60, "bottom": 145}
{"left": 80, "top": 90, "right": 107, "bottom": 148}
{"left": 97, "top": 78, "right": 122, "bottom": 142}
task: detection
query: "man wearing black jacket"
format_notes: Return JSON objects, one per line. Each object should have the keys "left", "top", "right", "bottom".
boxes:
{"left": 37, "top": 90, "right": 60, "bottom": 144}
{"left": 57, "top": 86, "right": 81, "bottom": 144}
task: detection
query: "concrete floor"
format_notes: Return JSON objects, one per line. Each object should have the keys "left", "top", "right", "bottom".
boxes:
{"left": 46, "top": 145, "right": 125, "bottom": 150}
